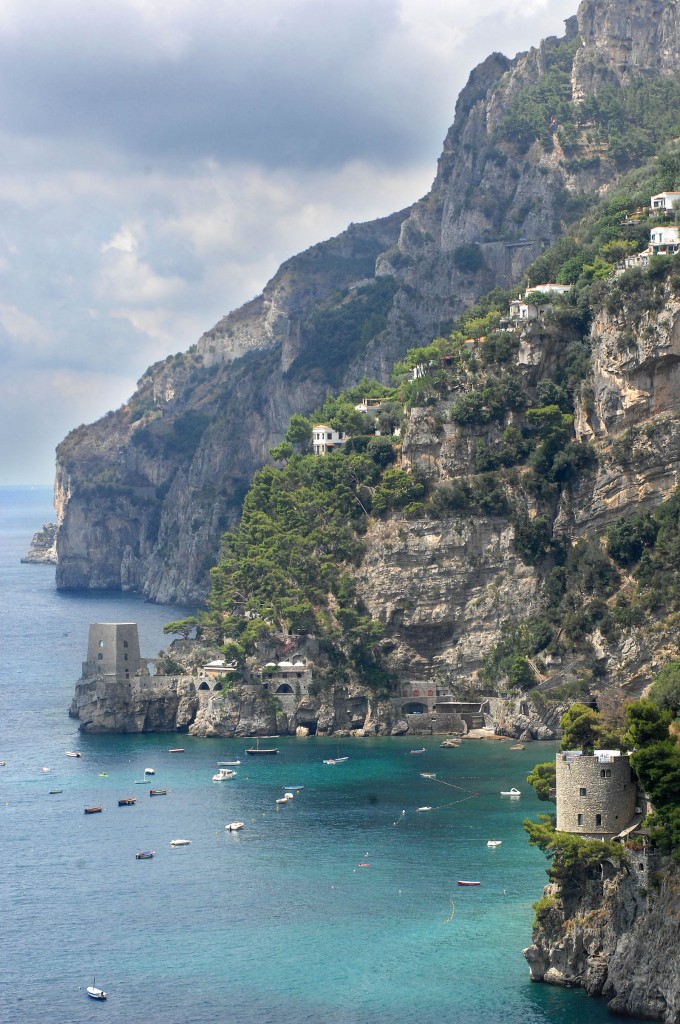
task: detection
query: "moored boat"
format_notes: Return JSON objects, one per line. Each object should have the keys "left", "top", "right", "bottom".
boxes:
{"left": 149, "top": 788, "right": 168, "bottom": 796}
{"left": 416, "top": 806, "right": 433, "bottom": 812}
{"left": 168, "top": 748, "right": 185, "bottom": 753}
{"left": 49, "top": 789, "right": 63, "bottom": 794}
{"left": 144, "top": 767, "right": 155, "bottom": 776}
{"left": 226, "top": 821, "right": 244, "bottom": 831}
{"left": 118, "top": 797, "right": 137, "bottom": 806}
{"left": 170, "top": 838, "right": 191, "bottom": 847}
{"left": 246, "top": 738, "right": 279, "bottom": 755}
{"left": 487, "top": 840, "right": 502, "bottom": 847}
{"left": 135, "top": 850, "right": 155, "bottom": 859}
{"left": 217, "top": 760, "right": 241, "bottom": 766}
{"left": 86, "top": 979, "right": 106, "bottom": 1000}
{"left": 212, "top": 768, "right": 237, "bottom": 781}
{"left": 457, "top": 880, "right": 480, "bottom": 886}
{"left": 65, "top": 751, "right": 81, "bottom": 757}
{"left": 410, "top": 748, "right": 426, "bottom": 754}
{"left": 84, "top": 806, "right": 102, "bottom": 814}
{"left": 500, "top": 787, "right": 521, "bottom": 796}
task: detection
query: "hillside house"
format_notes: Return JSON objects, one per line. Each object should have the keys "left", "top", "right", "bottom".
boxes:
{"left": 624, "top": 248, "right": 651, "bottom": 269}
{"left": 354, "top": 398, "right": 383, "bottom": 416}
{"left": 650, "top": 191, "right": 680, "bottom": 211}
{"left": 509, "top": 283, "right": 572, "bottom": 323}
{"left": 312, "top": 424, "right": 347, "bottom": 455}
{"left": 260, "top": 660, "right": 312, "bottom": 696}
{"left": 650, "top": 225, "right": 680, "bottom": 255}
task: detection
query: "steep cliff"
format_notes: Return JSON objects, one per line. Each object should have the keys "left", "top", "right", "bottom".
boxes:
{"left": 53, "top": 0, "right": 673, "bottom": 605}
{"left": 524, "top": 858, "right": 680, "bottom": 1022}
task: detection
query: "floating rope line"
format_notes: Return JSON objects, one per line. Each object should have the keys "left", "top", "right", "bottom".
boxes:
{"left": 444, "top": 899, "right": 456, "bottom": 923}
{"left": 423, "top": 775, "right": 479, "bottom": 797}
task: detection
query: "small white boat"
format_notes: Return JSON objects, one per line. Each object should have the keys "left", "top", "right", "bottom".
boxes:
{"left": 65, "top": 751, "right": 81, "bottom": 758}
{"left": 212, "top": 768, "right": 237, "bottom": 781}
{"left": 500, "top": 788, "right": 521, "bottom": 797}
{"left": 144, "top": 767, "right": 155, "bottom": 776}
{"left": 170, "top": 839, "right": 191, "bottom": 847}
{"left": 420, "top": 772, "right": 436, "bottom": 779}
{"left": 226, "top": 821, "right": 244, "bottom": 831}
{"left": 86, "top": 979, "right": 106, "bottom": 1000}
{"left": 217, "top": 760, "right": 241, "bottom": 767}
{"left": 40, "top": 767, "right": 51, "bottom": 773}
{"left": 487, "top": 840, "right": 502, "bottom": 847}
{"left": 416, "top": 806, "right": 433, "bottom": 812}
{"left": 284, "top": 791, "right": 294, "bottom": 800}
{"left": 276, "top": 796, "right": 289, "bottom": 805}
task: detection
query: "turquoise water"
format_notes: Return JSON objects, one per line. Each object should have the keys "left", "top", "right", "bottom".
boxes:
{"left": 0, "top": 488, "right": 636, "bottom": 1023}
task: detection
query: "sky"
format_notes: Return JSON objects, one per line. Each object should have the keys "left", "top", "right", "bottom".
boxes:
{"left": 0, "top": 0, "right": 577, "bottom": 485}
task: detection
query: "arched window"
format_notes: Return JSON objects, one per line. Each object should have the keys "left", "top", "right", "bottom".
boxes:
{"left": 198, "top": 681, "right": 210, "bottom": 691}
{"left": 99, "top": 640, "right": 104, "bottom": 648}
{"left": 123, "top": 640, "right": 128, "bottom": 648}
{"left": 427, "top": 689, "right": 434, "bottom": 697}
{"left": 98, "top": 653, "right": 103, "bottom": 661}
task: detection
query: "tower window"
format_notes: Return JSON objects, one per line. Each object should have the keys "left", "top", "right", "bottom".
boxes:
{"left": 124, "top": 654, "right": 128, "bottom": 661}
{"left": 99, "top": 640, "right": 104, "bottom": 648}
{"left": 577, "top": 813, "right": 583, "bottom": 826}
{"left": 123, "top": 640, "right": 128, "bottom": 648}
{"left": 579, "top": 787, "right": 587, "bottom": 796}
{"left": 98, "top": 653, "right": 103, "bottom": 661}
{"left": 596, "top": 814, "right": 602, "bottom": 826}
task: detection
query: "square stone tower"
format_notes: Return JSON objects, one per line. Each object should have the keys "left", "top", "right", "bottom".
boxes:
{"left": 82, "top": 623, "right": 143, "bottom": 681}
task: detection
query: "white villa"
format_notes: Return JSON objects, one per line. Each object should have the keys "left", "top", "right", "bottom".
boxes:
{"left": 354, "top": 397, "right": 383, "bottom": 416}
{"left": 509, "top": 283, "right": 572, "bottom": 322}
{"left": 202, "top": 659, "right": 239, "bottom": 677}
{"left": 650, "top": 224, "right": 680, "bottom": 255}
{"left": 650, "top": 191, "right": 680, "bottom": 211}
{"left": 312, "top": 424, "right": 347, "bottom": 455}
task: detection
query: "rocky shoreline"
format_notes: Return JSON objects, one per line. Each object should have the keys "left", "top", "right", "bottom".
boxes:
{"left": 21, "top": 521, "right": 57, "bottom": 564}
{"left": 524, "top": 858, "right": 680, "bottom": 1023}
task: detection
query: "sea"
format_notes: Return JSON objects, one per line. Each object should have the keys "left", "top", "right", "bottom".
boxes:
{"left": 0, "top": 486, "right": 637, "bottom": 1024}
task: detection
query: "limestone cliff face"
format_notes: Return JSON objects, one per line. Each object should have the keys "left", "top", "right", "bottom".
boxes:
{"left": 53, "top": 0, "right": 643, "bottom": 605}
{"left": 21, "top": 522, "right": 57, "bottom": 564}
{"left": 524, "top": 860, "right": 680, "bottom": 1022}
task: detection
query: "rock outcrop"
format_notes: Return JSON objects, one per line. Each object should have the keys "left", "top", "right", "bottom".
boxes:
{"left": 21, "top": 522, "right": 57, "bottom": 564}
{"left": 524, "top": 858, "right": 680, "bottom": 1023}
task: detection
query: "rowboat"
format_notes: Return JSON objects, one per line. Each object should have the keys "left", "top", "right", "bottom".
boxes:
{"left": 410, "top": 748, "right": 426, "bottom": 754}
{"left": 84, "top": 806, "right": 102, "bottom": 814}
{"left": 65, "top": 751, "right": 81, "bottom": 758}
{"left": 217, "top": 760, "right": 241, "bottom": 767}
{"left": 118, "top": 797, "right": 137, "bottom": 806}
{"left": 49, "top": 789, "right": 63, "bottom": 794}
{"left": 168, "top": 748, "right": 185, "bottom": 753}
{"left": 170, "top": 838, "right": 191, "bottom": 847}
{"left": 149, "top": 788, "right": 168, "bottom": 796}
{"left": 246, "top": 738, "right": 278, "bottom": 755}
{"left": 135, "top": 851, "right": 155, "bottom": 859}
{"left": 457, "top": 880, "right": 480, "bottom": 886}
{"left": 416, "top": 806, "right": 433, "bottom": 812}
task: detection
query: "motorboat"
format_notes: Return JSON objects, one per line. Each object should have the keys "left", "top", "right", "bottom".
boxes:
{"left": 420, "top": 772, "right": 436, "bottom": 779}
{"left": 410, "top": 748, "right": 426, "bottom": 754}
{"left": 457, "top": 880, "right": 480, "bottom": 886}
{"left": 40, "top": 767, "right": 51, "bottom": 773}
{"left": 144, "top": 768, "right": 155, "bottom": 776}
{"left": 65, "top": 751, "right": 81, "bottom": 757}
{"left": 487, "top": 840, "right": 502, "bottom": 847}
{"left": 500, "top": 788, "right": 521, "bottom": 797}
{"left": 226, "top": 822, "right": 244, "bottom": 831}
{"left": 98, "top": 773, "right": 108, "bottom": 777}
{"left": 135, "top": 851, "right": 155, "bottom": 859}
{"left": 212, "top": 768, "right": 237, "bottom": 781}
{"left": 86, "top": 979, "right": 106, "bottom": 1000}
{"left": 118, "top": 797, "right": 137, "bottom": 806}
{"left": 170, "top": 838, "right": 191, "bottom": 847}
{"left": 168, "top": 748, "right": 185, "bottom": 753}
{"left": 283, "top": 791, "right": 294, "bottom": 800}
{"left": 149, "top": 788, "right": 168, "bottom": 796}
{"left": 49, "top": 789, "right": 63, "bottom": 794}
{"left": 84, "top": 806, "right": 103, "bottom": 814}
{"left": 217, "top": 760, "right": 241, "bottom": 766}
{"left": 416, "top": 806, "right": 433, "bottom": 812}
{"left": 276, "top": 796, "right": 289, "bottom": 805}
{"left": 283, "top": 785, "right": 304, "bottom": 790}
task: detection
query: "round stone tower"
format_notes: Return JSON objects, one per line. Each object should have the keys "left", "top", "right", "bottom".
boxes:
{"left": 555, "top": 750, "right": 637, "bottom": 839}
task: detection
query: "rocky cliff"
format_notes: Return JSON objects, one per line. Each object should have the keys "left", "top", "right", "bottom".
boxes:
{"left": 21, "top": 522, "right": 57, "bottom": 564}
{"left": 524, "top": 857, "right": 680, "bottom": 1022}
{"left": 52, "top": 0, "right": 666, "bottom": 606}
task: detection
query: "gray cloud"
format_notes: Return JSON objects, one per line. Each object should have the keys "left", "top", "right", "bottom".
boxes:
{"left": 0, "top": 0, "right": 577, "bottom": 483}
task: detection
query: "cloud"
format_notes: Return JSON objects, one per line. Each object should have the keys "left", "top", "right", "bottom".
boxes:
{"left": 0, "top": 0, "right": 577, "bottom": 483}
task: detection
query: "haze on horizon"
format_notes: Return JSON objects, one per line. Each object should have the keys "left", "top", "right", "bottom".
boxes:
{"left": 0, "top": 0, "right": 576, "bottom": 486}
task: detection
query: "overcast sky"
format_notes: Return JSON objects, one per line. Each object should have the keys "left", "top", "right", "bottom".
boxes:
{"left": 0, "top": 0, "right": 576, "bottom": 485}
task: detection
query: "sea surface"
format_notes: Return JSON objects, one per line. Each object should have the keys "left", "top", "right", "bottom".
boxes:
{"left": 0, "top": 487, "right": 637, "bottom": 1024}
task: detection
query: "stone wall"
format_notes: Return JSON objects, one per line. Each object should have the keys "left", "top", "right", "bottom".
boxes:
{"left": 555, "top": 753, "right": 637, "bottom": 838}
